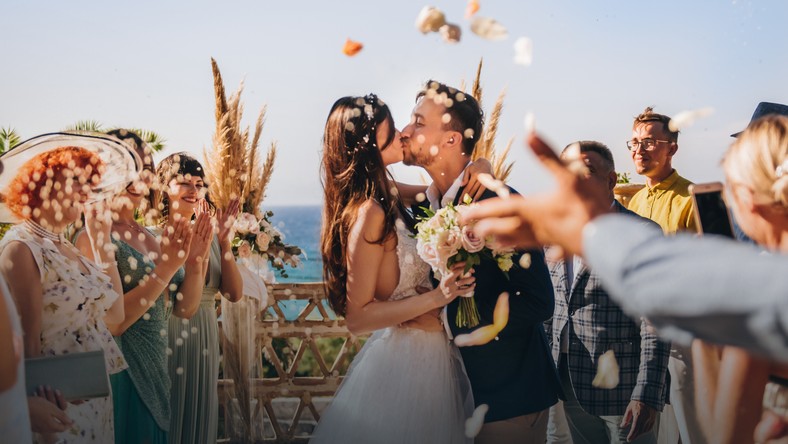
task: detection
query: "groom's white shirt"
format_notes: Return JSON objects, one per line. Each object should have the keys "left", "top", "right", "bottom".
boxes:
{"left": 425, "top": 162, "right": 471, "bottom": 340}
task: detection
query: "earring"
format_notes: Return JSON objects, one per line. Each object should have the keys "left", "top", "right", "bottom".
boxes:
{"left": 449, "top": 137, "right": 455, "bottom": 143}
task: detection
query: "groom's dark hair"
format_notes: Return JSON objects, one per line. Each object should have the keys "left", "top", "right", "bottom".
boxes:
{"left": 416, "top": 80, "right": 484, "bottom": 156}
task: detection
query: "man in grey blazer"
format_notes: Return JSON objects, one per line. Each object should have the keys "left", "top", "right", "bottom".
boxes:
{"left": 547, "top": 141, "right": 670, "bottom": 444}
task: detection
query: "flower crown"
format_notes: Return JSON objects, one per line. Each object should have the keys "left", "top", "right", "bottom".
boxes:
{"left": 346, "top": 94, "right": 382, "bottom": 153}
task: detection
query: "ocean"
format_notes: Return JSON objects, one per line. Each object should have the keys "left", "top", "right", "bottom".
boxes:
{"left": 267, "top": 205, "right": 323, "bottom": 283}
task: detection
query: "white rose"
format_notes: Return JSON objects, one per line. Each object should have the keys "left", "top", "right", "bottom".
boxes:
{"left": 461, "top": 225, "right": 485, "bottom": 253}
{"left": 233, "top": 212, "right": 259, "bottom": 235}
{"left": 417, "top": 240, "right": 442, "bottom": 271}
{"left": 237, "top": 241, "right": 252, "bottom": 259}
{"left": 255, "top": 232, "right": 271, "bottom": 251}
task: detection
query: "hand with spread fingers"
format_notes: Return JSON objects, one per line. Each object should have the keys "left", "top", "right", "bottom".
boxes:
{"left": 216, "top": 198, "right": 240, "bottom": 244}
{"left": 187, "top": 211, "right": 214, "bottom": 265}
{"left": 160, "top": 218, "right": 193, "bottom": 267}
{"left": 459, "top": 132, "right": 612, "bottom": 257}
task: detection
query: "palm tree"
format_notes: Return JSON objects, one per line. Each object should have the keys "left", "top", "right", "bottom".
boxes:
{"left": 0, "top": 127, "right": 21, "bottom": 154}
{"left": 64, "top": 121, "right": 167, "bottom": 152}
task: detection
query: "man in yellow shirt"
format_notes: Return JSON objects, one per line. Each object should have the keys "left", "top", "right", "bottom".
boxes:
{"left": 627, "top": 107, "right": 696, "bottom": 234}
{"left": 626, "top": 107, "right": 702, "bottom": 444}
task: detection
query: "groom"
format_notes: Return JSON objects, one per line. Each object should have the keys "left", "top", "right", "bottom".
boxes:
{"left": 401, "top": 80, "right": 562, "bottom": 444}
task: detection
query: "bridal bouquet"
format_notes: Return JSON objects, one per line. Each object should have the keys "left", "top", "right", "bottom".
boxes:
{"left": 232, "top": 210, "right": 303, "bottom": 280}
{"left": 415, "top": 198, "right": 514, "bottom": 328}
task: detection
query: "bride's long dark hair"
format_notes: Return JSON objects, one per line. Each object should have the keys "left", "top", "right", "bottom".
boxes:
{"left": 320, "top": 95, "right": 410, "bottom": 316}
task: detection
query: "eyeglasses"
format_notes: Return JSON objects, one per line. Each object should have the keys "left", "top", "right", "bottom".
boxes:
{"left": 626, "top": 138, "right": 671, "bottom": 151}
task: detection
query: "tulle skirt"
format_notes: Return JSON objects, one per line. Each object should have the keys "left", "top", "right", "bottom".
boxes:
{"left": 310, "top": 327, "right": 473, "bottom": 444}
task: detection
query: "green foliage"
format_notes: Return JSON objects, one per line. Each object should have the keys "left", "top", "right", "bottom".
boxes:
{"left": 0, "top": 127, "right": 21, "bottom": 154}
{"left": 617, "top": 172, "right": 631, "bottom": 184}
{"left": 64, "top": 120, "right": 104, "bottom": 132}
{"left": 64, "top": 121, "right": 167, "bottom": 152}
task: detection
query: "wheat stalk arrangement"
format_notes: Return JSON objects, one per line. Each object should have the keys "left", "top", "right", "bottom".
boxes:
{"left": 204, "top": 58, "right": 276, "bottom": 216}
{"left": 466, "top": 59, "right": 514, "bottom": 183}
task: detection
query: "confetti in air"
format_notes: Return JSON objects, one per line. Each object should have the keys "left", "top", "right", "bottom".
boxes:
{"left": 342, "top": 38, "right": 364, "bottom": 57}
{"left": 592, "top": 350, "right": 620, "bottom": 389}
{"left": 476, "top": 173, "right": 510, "bottom": 199}
{"left": 415, "top": 6, "right": 447, "bottom": 34}
{"left": 454, "top": 293, "right": 509, "bottom": 347}
{"left": 439, "top": 23, "right": 462, "bottom": 44}
{"left": 668, "top": 107, "right": 715, "bottom": 132}
{"left": 518, "top": 253, "right": 531, "bottom": 269}
{"left": 465, "top": 404, "right": 489, "bottom": 438}
{"left": 465, "top": 0, "right": 480, "bottom": 19}
{"left": 524, "top": 112, "right": 535, "bottom": 134}
{"left": 513, "top": 37, "right": 533, "bottom": 66}
{"left": 470, "top": 17, "right": 508, "bottom": 41}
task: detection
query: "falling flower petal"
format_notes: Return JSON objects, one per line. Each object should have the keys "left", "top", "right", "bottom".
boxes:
{"left": 454, "top": 293, "right": 509, "bottom": 347}
{"left": 668, "top": 107, "right": 715, "bottom": 132}
{"left": 470, "top": 17, "right": 508, "bottom": 41}
{"left": 476, "top": 173, "right": 510, "bottom": 199}
{"left": 513, "top": 37, "right": 533, "bottom": 66}
{"left": 518, "top": 253, "right": 531, "bottom": 269}
{"left": 342, "top": 38, "right": 364, "bottom": 57}
{"left": 465, "top": 404, "right": 489, "bottom": 438}
{"left": 524, "top": 112, "right": 535, "bottom": 134}
{"left": 416, "top": 6, "right": 447, "bottom": 34}
{"left": 439, "top": 23, "right": 462, "bottom": 44}
{"left": 592, "top": 350, "right": 620, "bottom": 389}
{"left": 465, "top": 0, "right": 480, "bottom": 19}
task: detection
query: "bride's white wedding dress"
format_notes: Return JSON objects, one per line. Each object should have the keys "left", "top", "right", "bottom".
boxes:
{"left": 310, "top": 221, "right": 473, "bottom": 444}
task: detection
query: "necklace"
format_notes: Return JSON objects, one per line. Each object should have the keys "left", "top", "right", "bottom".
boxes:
{"left": 24, "top": 220, "right": 65, "bottom": 243}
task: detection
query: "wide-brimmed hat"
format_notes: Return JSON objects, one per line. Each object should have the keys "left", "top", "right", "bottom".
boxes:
{"left": 731, "top": 101, "right": 788, "bottom": 137}
{"left": 0, "top": 131, "right": 142, "bottom": 223}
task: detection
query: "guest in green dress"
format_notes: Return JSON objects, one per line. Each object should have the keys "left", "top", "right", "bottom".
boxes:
{"left": 156, "top": 153, "right": 244, "bottom": 444}
{"left": 76, "top": 131, "right": 212, "bottom": 443}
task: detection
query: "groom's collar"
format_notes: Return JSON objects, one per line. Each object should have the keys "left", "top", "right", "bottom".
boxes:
{"left": 426, "top": 161, "right": 472, "bottom": 210}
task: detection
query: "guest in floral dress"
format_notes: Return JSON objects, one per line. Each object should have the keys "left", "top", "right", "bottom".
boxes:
{"left": 74, "top": 130, "right": 211, "bottom": 443}
{"left": 0, "top": 143, "right": 128, "bottom": 443}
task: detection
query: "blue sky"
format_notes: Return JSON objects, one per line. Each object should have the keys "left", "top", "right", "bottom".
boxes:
{"left": 3, "top": 1, "right": 787, "bottom": 206}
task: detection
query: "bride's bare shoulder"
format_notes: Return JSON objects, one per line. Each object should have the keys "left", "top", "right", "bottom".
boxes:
{"left": 350, "top": 200, "right": 387, "bottom": 243}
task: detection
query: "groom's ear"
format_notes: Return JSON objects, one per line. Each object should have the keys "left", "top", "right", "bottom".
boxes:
{"left": 442, "top": 131, "right": 463, "bottom": 150}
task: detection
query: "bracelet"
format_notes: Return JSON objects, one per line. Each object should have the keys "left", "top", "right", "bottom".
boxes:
{"left": 149, "top": 272, "right": 168, "bottom": 287}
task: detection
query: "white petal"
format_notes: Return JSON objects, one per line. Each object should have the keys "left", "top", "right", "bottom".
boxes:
{"left": 668, "top": 107, "right": 715, "bottom": 132}
{"left": 415, "top": 6, "right": 447, "bottom": 34}
{"left": 513, "top": 37, "right": 533, "bottom": 66}
{"left": 592, "top": 350, "right": 620, "bottom": 389}
{"left": 470, "top": 17, "right": 508, "bottom": 41}
{"left": 465, "top": 404, "right": 489, "bottom": 438}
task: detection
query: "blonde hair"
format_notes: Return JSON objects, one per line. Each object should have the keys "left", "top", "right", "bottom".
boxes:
{"left": 723, "top": 114, "right": 788, "bottom": 207}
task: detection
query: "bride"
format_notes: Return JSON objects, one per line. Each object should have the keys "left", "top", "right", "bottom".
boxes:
{"left": 312, "top": 94, "right": 477, "bottom": 444}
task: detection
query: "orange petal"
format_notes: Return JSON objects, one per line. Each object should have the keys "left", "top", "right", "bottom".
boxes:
{"left": 465, "top": 0, "right": 480, "bottom": 19}
{"left": 454, "top": 293, "right": 509, "bottom": 347}
{"left": 342, "top": 38, "right": 363, "bottom": 56}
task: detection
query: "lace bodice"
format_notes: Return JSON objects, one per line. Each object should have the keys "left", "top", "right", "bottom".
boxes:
{"left": 388, "top": 220, "right": 431, "bottom": 301}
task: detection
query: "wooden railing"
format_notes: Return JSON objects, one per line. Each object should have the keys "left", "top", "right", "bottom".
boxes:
{"left": 217, "top": 282, "right": 366, "bottom": 443}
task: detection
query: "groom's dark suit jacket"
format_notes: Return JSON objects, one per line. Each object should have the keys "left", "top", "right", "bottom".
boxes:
{"left": 415, "top": 186, "right": 562, "bottom": 423}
